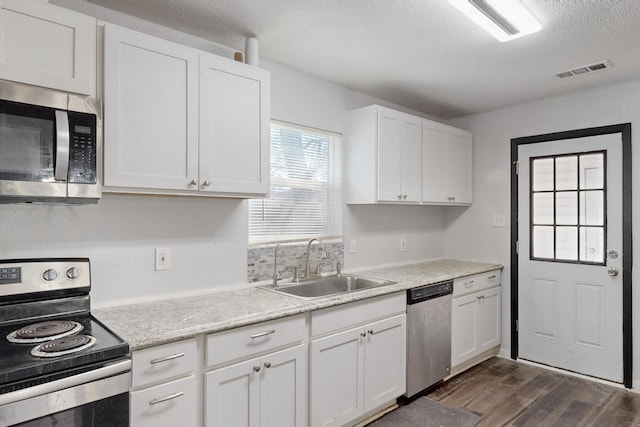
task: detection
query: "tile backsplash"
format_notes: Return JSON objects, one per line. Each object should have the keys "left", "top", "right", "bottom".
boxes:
{"left": 248, "top": 240, "right": 344, "bottom": 283}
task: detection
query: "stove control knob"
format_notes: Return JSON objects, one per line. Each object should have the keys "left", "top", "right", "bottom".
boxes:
{"left": 43, "top": 269, "right": 58, "bottom": 281}
{"left": 66, "top": 267, "right": 80, "bottom": 280}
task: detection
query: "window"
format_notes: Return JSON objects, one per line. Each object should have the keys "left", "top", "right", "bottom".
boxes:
{"left": 530, "top": 151, "right": 606, "bottom": 264}
{"left": 248, "top": 121, "right": 343, "bottom": 244}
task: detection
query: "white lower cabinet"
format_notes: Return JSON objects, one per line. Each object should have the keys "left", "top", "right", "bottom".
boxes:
{"left": 309, "top": 293, "right": 406, "bottom": 427}
{"left": 204, "top": 315, "right": 307, "bottom": 427}
{"left": 131, "top": 375, "right": 197, "bottom": 427}
{"left": 451, "top": 284, "right": 501, "bottom": 368}
{"left": 130, "top": 338, "right": 198, "bottom": 427}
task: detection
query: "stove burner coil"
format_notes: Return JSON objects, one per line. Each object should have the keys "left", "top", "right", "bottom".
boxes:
{"left": 6, "top": 321, "right": 83, "bottom": 343}
{"left": 31, "top": 334, "right": 97, "bottom": 358}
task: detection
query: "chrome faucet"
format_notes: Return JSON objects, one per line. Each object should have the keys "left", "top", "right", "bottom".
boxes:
{"left": 304, "top": 238, "right": 327, "bottom": 279}
{"left": 272, "top": 244, "right": 285, "bottom": 287}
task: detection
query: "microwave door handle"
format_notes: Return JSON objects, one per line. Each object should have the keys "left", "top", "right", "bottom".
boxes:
{"left": 54, "top": 110, "right": 70, "bottom": 181}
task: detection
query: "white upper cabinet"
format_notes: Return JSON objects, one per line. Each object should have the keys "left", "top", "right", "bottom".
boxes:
{"left": 199, "top": 53, "right": 270, "bottom": 196}
{"left": 103, "top": 24, "right": 199, "bottom": 191}
{"left": 0, "top": 0, "right": 96, "bottom": 95}
{"left": 422, "top": 120, "right": 473, "bottom": 205}
{"left": 346, "top": 105, "right": 422, "bottom": 204}
{"left": 103, "top": 23, "right": 270, "bottom": 198}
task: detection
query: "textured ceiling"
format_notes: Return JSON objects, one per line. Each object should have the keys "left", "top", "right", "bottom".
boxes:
{"left": 86, "top": 0, "right": 640, "bottom": 119}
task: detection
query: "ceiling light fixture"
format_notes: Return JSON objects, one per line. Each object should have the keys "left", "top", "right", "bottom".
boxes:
{"left": 448, "top": 0, "right": 541, "bottom": 42}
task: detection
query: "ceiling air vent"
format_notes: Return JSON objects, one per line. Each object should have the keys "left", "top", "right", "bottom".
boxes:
{"left": 555, "top": 60, "right": 613, "bottom": 79}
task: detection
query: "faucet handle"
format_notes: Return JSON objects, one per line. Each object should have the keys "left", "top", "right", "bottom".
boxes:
{"left": 292, "top": 266, "right": 300, "bottom": 282}
{"left": 336, "top": 262, "right": 342, "bottom": 278}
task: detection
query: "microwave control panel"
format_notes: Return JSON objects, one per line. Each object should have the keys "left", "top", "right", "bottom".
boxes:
{"left": 67, "top": 111, "right": 97, "bottom": 184}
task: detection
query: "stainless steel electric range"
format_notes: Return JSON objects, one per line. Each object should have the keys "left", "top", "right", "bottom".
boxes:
{"left": 0, "top": 258, "right": 130, "bottom": 426}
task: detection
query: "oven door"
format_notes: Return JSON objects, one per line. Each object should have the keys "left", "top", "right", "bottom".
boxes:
{"left": 0, "top": 360, "right": 131, "bottom": 427}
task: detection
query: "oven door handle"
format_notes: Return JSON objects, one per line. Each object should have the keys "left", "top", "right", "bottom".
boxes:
{"left": 0, "top": 359, "right": 131, "bottom": 407}
{"left": 54, "top": 110, "right": 70, "bottom": 182}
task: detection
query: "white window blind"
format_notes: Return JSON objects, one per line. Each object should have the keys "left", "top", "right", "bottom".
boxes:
{"left": 249, "top": 121, "right": 343, "bottom": 244}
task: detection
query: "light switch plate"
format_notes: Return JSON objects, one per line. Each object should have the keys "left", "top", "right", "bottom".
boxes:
{"left": 155, "top": 248, "right": 171, "bottom": 270}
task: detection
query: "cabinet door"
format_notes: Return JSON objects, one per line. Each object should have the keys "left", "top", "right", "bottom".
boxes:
{"left": 260, "top": 345, "right": 307, "bottom": 427}
{"left": 477, "top": 287, "right": 501, "bottom": 351}
{"left": 363, "top": 314, "right": 406, "bottom": 412}
{"left": 0, "top": 0, "right": 95, "bottom": 95}
{"left": 446, "top": 130, "right": 472, "bottom": 204}
{"left": 103, "top": 24, "right": 199, "bottom": 190}
{"left": 205, "top": 358, "right": 261, "bottom": 427}
{"left": 451, "top": 293, "right": 479, "bottom": 367}
{"left": 377, "top": 109, "right": 421, "bottom": 202}
{"left": 309, "top": 327, "right": 364, "bottom": 427}
{"left": 422, "top": 124, "right": 448, "bottom": 203}
{"left": 199, "top": 54, "right": 270, "bottom": 196}
{"left": 131, "top": 375, "right": 197, "bottom": 427}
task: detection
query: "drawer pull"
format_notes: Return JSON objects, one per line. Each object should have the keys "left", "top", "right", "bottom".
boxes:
{"left": 250, "top": 329, "right": 276, "bottom": 339}
{"left": 488, "top": 275, "right": 497, "bottom": 279}
{"left": 464, "top": 280, "right": 474, "bottom": 287}
{"left": 253, "top": 365, "right": 261, "bottom": 372}
{"left": 150, "top": 352, "right": 185, "bottom": 365}
{"left": 264, "top": 362, "right": 272, "bottom": 369}
{"left": 148, "top": 391, "right": 184, "bottom": 405}
{"left": 368, "top": 330, "right": 374, "bottom": 335}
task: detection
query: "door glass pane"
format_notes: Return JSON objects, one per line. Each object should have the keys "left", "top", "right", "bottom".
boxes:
{"left": 580, "top": 227, "right": 604, "bottom": 263}
{"left": 532, "top": 226, "right": 554, "bottom": 258}
{"left": 555, "top": 192, "right": 578, "bottom": 225}
{"left": 532, "top": 193, "right": 554, "bottom": 224}
{"left": 532, "top": 158, "right": 554, "bottom": 191}
{"left": 580, "top": 190, "right": 604, "bottom": 225}
{"left": 555, "top": 156, "right": 578, "bottom": 191}
{"left": 580, "top": 153, "right": 604, "bottom": 190}
{"left": 556, "top": 226, "right": 578, "bottom": 260}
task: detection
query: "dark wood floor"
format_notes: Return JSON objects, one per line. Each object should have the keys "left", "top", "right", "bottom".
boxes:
{"left": 425, "top": 357, "right": 640, "bottom": 427}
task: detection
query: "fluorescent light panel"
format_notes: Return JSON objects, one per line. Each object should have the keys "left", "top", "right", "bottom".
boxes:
{"left": 448, "top": 0, "right": 542, "bottom": 42}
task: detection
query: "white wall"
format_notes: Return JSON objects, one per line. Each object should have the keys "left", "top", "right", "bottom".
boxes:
{"left": 446, "top": 77, "right": 640, "bottom": 388}
{"left": 2, "top": 2, "right": 448, "bottom": 308}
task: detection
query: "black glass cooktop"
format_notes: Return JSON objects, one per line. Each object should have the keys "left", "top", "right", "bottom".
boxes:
{"left": 0, "top": 313, "right": 129, "bottom": 392}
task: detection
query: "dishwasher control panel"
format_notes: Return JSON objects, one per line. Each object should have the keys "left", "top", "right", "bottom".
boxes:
{"left": 407, "top": 280, "right": 453, "bottom": 304}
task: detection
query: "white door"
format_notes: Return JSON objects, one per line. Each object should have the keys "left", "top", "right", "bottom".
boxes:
{"left": 260, "top": 345, "right": 307, "bottom": 427}
{"left": 205, "top": 357, "right": 260, "bottom": 427}
{"left": 309, "top": 327, "right": 364, "bottom": 427}
{"left": 518, "top": 133, "right": 623, "bottom": 382}
{"left": 363, "top": 315, "right": 406, "bottom": 412}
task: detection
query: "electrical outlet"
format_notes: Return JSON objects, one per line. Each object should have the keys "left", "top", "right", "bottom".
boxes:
{"left": 349, "top": 239, "right": 357, "bottom": 254}
{"left": 400, "top": 238, "right": 407, "bottom": 252}
{"left": 492, "top": 214, "right": 506, "bottom": 228}
{"left": 155, "top": 248, "right": 171, "bottom": 271}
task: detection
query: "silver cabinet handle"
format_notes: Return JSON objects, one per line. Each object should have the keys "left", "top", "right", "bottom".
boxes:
{"left": 488, "top": 275, "right": 497, "bottom": 279}
{"left": 253, "top": 365, "right": 261, "bottom": 372}
{"left": 150, "top": 352, "right": 185, "bottom": 365}
{"left": 368, "top": 330, "right": 374, "bottom": 335}
{"left": 189, "top": 179, "right": 198, "bottom": 185}
{"left": 464, "top": 280, "right": 474, "bottom": 288}
{"left": 149, "top": 391, "right": 184, "bottom": 405}
{"left": 203, "top": 180, "right": 211, "bottom": 186}
{"left": 54, "top": 110, "right": 70, "bottom": 181}
{"left": 264, "top": 362, "right": 272, "bottom": 368}
{"left": 360, "top": 332, "right": 367, "bottom": 337}
{"left": 402, "top": 194, "right": 407, "bottom": 200}
{"left": 250, "top": 330, "right": 275, "bottom": 339}
{"left": 397, "top": 195, "right": 402, "bottom": 200}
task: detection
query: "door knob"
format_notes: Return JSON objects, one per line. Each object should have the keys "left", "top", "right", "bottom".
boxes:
{"left": 607, "top": 250, "right": 619, "bottom": 259}
{"left": 608, "top": 267, "right": 619, "bottom": 277}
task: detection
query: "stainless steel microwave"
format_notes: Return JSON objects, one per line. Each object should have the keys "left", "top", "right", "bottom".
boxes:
{"left": 0, "top": 80, "right": 101, "bottom": 203}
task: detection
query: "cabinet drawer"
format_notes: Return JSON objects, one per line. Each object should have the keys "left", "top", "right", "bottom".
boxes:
{"left": 206, "top": 314, "right": 305, "bottom": 367}
{"left": 453, "top": 270, "right": 501, "bottom": 297}
{"left": 131, "top": 375, "right": 197, "bottom": 427}
{"left": 311, "top": 292, "right": 405, "bottom": 337}
{"left": 132, "top": 338, "right": 197, "bottom": 388}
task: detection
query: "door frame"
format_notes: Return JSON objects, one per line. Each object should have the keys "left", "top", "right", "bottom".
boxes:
{"left": 510, "top": 123, "right": 632, "bottom": 388}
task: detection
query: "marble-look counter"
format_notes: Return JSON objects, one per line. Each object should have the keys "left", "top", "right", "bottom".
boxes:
{"left": 94, "top": 259, "right": 502, "bottom": 350}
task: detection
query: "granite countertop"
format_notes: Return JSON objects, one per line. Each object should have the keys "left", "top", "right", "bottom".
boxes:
{"left": 94, "top": 258, "right": 502, "bottom": 350}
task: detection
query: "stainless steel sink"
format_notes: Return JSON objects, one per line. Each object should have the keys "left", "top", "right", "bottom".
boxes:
{"left": 259, "top": 275, "right": 396, "bottom": 299}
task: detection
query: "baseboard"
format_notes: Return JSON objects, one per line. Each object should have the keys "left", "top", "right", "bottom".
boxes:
{"left": 352, "top": 402, "right": 398, "bottom": 427}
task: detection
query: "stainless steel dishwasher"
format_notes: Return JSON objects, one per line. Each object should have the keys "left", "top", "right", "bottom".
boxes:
{"left": 405, "top": 280, "right": 453, "bottom": 397}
